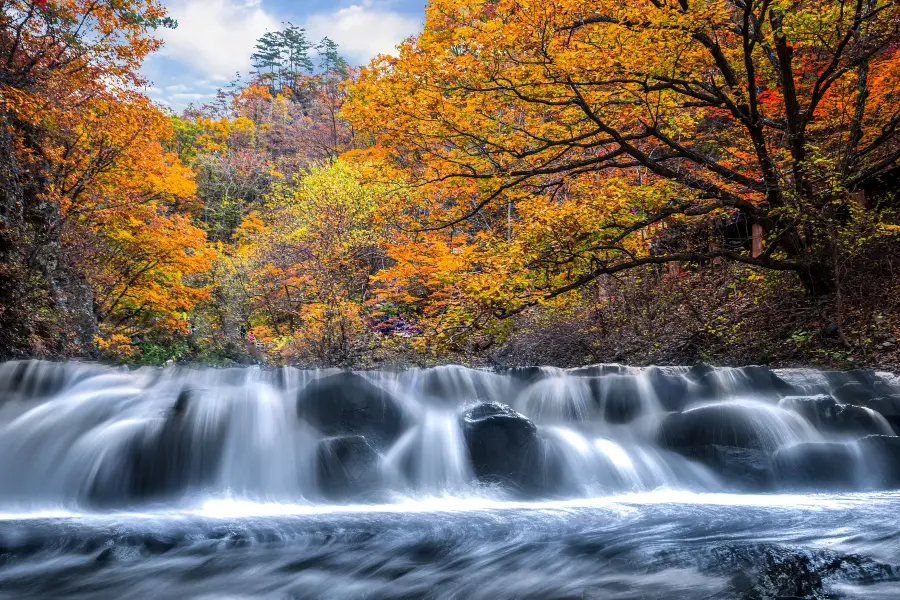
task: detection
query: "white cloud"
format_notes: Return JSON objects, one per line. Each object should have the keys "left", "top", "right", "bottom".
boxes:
{"left": 304, "top": 3, "right": 420, "bottom": 61}
{"left": 171, "top": 92, "right": 213, "bottom": 101}
{"left": 149, "top": 0, "right": 420, "bottom": 110}
{"left": 159, "top": 0, "right": 278, "bottom": 79}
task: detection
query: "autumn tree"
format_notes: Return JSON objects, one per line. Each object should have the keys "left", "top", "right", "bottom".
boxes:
{"left": 214, "top": 160, "right": 387, "bottom": 365}
{"left": 0, "top": 0, "right": 212, "bottom": 358}
{"left": 346, "top": 0, "right": 900, "bottom": 334}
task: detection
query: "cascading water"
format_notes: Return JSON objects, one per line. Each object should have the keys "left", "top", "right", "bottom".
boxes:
{"left": 4, "top": 361, "right": 900, "bottom": 599}
{"left": 1, "top": 360, "right": 899, "bottom": 508}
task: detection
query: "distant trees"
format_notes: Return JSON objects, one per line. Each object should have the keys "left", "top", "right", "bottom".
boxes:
{"left": 214, "top": 160, "right": 386, "bottom": 365}
{"left": 249, "top": 22, "right": 349, "bottom": 110}
{"left": 251, "top": 24, "right": 314, "bottom": 100}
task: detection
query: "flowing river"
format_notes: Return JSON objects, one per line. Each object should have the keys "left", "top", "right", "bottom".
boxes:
{"left": 1, "top": 361, "right": 900, "bottom": 599}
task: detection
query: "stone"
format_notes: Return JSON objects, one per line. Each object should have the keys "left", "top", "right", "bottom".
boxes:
{"left": 772, "top": 442, "right": 861, "bottom": 490}
{"left": 315, "top": 435, "right": 381, "bottom": 499}
{"left": 459, "top": 402, "right": 541, "bottom": 491}
{"left": 297, "top": 372, "right": 406, "bottom": 447}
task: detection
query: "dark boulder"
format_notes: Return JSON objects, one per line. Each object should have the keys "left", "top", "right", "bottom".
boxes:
{"left": 831, "top": 372, "right": 897, "bottom": 405}
{"left": 586, "top": 375, "right": 645, "bottom": 424}
{"left": 692, "top": 365, "right": 792, "bottom": 399}
{"left": 460, "top": 402, "right": 540, "bottom": 491}
{"left": 127, "top": 390, "right": 230, "bottom": 501}
{"left": 772, "top": 442, "right": 861, "bottom": 490}
{"left": 677, "top": 444, "right": 772, "bottom": 490}
{"left": 778, "top": 394, "right": 840, "bottom": 426}
{"left": 297, "top": 372, "right": 406, "bottom": 447}
{"left": 644, "top": 367, "right": 692, "bottom": 411}
{"left": 864, "top": 394, "right": 900, "bottom": 431}
{"left": 835, "top": 404, "right": 892, "bottom": 436}
{"left": 833, "top": 382, "right": 878, "bottom": 404}
{"left": 660, "top": 543, "right": 896, "bottom": 600}
{"left": 658, "top": 403, "right": 803, "bottom": 452}
{"left": 501, "top": 366, "right": 550, "bottom": 384}
{"left": 315, "top": 435, "right": 381, "bottom": 499}
{"left": 779, "top": 395, "right": 890, "bottom": 436}
{"left": 566, "top": 364, "right": 628, "bottom": 377}
{"left": 856, "top": 435, "right": 900, "bottom": 489}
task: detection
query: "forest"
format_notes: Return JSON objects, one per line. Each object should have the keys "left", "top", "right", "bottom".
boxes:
{"left": 1, "top": 0, "right": 899, "bottom": 369}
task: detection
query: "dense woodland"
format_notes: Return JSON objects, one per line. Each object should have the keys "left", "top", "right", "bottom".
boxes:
{"left": 1, "top": 0, "right": 899, "bottom": 369}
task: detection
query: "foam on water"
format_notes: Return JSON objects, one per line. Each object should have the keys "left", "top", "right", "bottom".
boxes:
{"left": 0, "top": 361, "right": 898, "bottom": 511}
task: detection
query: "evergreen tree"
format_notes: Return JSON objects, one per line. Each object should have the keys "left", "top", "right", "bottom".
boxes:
{"left": 250, "top": 31, "right": 285, "bottom": 93}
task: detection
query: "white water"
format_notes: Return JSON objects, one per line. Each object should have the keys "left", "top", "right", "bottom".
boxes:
{"left": 0, "top": 361, "right": 897, "bottom": 509}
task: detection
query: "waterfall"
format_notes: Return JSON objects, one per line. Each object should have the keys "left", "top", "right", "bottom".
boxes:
{"left": 0, "top": 360, "right": 899, "bottom": 508}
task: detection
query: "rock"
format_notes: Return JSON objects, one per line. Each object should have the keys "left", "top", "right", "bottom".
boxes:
{"left": 778, "top": 394, "right": 840, "bottom": 426}
{"left": 127, "top": 390, "right": 230, "bottom": 501}
{"left": 833, "top": 382, "right": 877, "bottom": 404}
{"left": 644, "top": 367, "right": 692, "bottom": 411}
{"left": 864, "top": 394, "right": 900, "bottom": 431}
{"left": 856, "top": 435, "right": 900, "bottom": 488}
{"left": 675, "top": 543, "right": 897, "bottom": 600}
{"left": 586, "top": 375, "right": 645, "bottom": 424}
{"left": 678, "top": 444, "right": 772, "bottom": 490}
{"left": 658, "top": 403, "right": 804, "bottom": 452}
{"left": 831, "top": 372, "right": 897, "bottom": 404}
{"left": 297, "top": 372, "right": 406, "bottom": 447}
{"left": 692, "top": 365, "right": 792, "bottom": 399}
{"left": 779, "top": 395, "right": 891, "bottom": 436}
{"left": 835, "top": 404, "right": 892, "bottom": 436}
{"left": 566, "top": 364, "right": 628, "bottom": 377}
{"left": 459, "top": 402, "right": 540, "bottom": 491}
{"left": 772, "top": 442, "right": 861, "bottom": 490}
{"left": 315, "top": 435, "right": 381, "bottom": 499}
{"left": 501, "top": 366, "right": 550, "bottom": 384}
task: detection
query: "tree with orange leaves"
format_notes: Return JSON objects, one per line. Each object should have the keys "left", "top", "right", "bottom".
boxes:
{"left": 345, "top": 0, "right": 900, "bottom": 341}
{"left": 0, "top": 0, "right": 211, "bottom": 358}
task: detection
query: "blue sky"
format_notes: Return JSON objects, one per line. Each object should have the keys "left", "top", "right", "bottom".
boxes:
{"left": 144, "top": 0, "right": 426, "bottom": 110}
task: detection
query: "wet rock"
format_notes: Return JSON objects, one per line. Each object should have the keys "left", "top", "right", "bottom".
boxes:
{"left": 315, "top": 435, "right": 381, "bottom": 499}
{"left": 833, "top": 382, "right": 877, "bottom": 404}
{"left": 732, "top": 546, "right": 823, "bottom": 600}
{"left": 566, "top": 364, "right": 628, "bottom": 377}
{"left": 856, "top": 435, "right": 900, "bottom": 488}
{"left": 835, "top": 404, "right": 891, "bottom": 436}
{"left": 297, "top": 372, "right": 406, "bottom": 447}
{"left": 780, "top": 395, "right": 891, "bottom": 436}
{"left": 500, "top": 366, "right": 550, "bottom": 384}
{"left": 831, "top": 372, "right": 897, "bottom": 405}
{"left": 658, "top": 403, "right": 797, "bottom": 452}
{"left": 692, "top": 365, "right": 792, "bottom": 399}
{"left": 778, "top": 394, "right": 840, "bottom": 426}
{"left": 127, "top": 390, "right": 230, "bottom": 501}
{"left": 772, "top": 442, "right": 861, "bottom": 490}
{"left": 661, "top": 543, "right": 897, "bottom": 600}
{"left": 586, "top": 376, "right": 644, "bottom": 424}
{"left": 864, "top": 394, "right": 900, "bottom": 431}
{"left": 678, "top": 444, "right": 772, "bottom": 490}
{"left": 459, "top": 402, "right": 540, "bottom": 491}
{"left": 644, "top": 367, "right": 692, "bottom": 411}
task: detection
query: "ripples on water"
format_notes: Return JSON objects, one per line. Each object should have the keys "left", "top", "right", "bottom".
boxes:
{"left": 2, "top": 493, "right": 900, "bottom": 599}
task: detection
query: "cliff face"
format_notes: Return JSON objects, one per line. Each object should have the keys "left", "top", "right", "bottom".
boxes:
{"left": 0, "top": 112, "right": 96, "bottom": 361}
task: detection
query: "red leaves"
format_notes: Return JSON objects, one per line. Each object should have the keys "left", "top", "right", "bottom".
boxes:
{"left": 34, "top": 0, "right": 47, "bottom": 9}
